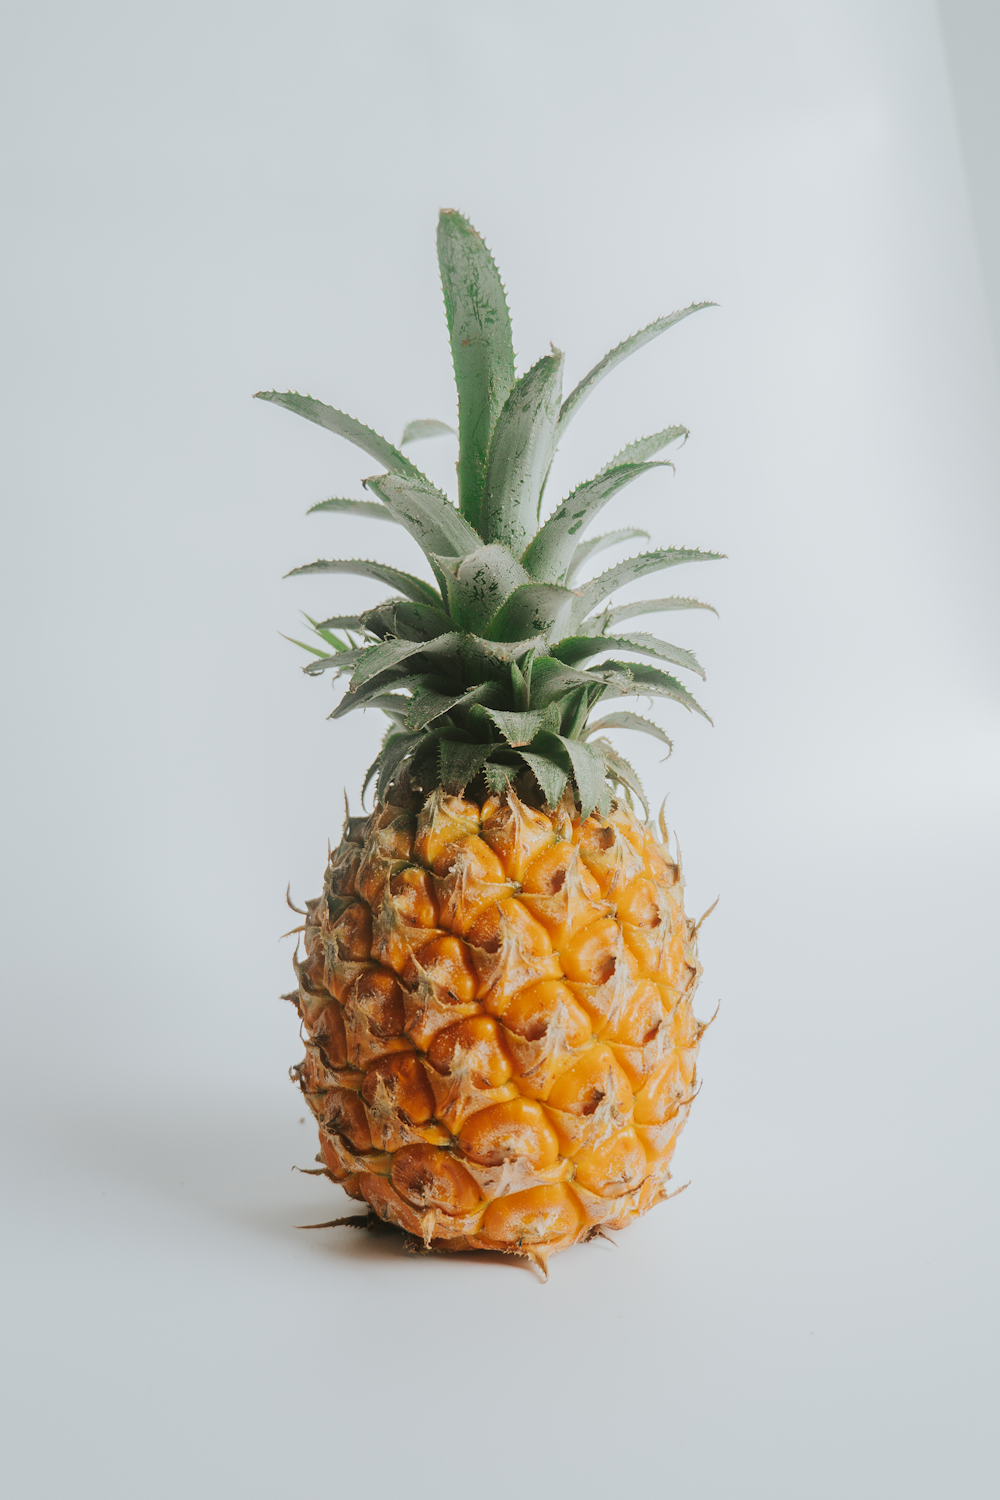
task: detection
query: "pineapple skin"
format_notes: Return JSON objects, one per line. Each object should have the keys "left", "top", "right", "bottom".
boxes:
{"left": 291, "top": 785, "right": 704, "bottom": 1270}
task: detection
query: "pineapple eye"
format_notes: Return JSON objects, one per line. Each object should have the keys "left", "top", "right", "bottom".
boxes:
{"left": 322, "top": 1088, "right": 373, "bottom": 1153}
{"left": 458, "top": 1097, "right": 560, "bottom": 1169}
{"left": 390, "top": 1145, "right": 481, "bottom": 1217}
{"left": 314, "top": 1002, "right": 349, "bottom": 1068}
{"left": 560, "top": 917, "right": 622, "bottom": 985}
{"left": 350, "top": 969, "right": 406, "bottom": 1038}
{"left": 362, "top": 1053, "right": 436, "bottom": 1126}
{"left": 580, "top": 1087, "right": 606, "bottom": 1117}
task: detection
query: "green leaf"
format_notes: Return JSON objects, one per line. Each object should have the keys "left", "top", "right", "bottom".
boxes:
{"left": 458, "top": 632, "right": 548, "bottom": 682}
{"left": 439, "top": 738, "right": 490, "bottom": 793}
{"left": 285, "top": 557, "right": 442, "bottom": 608}
{"left": 347, "top": 629, "right": 539, "bottom": 695}
{"left": 335, "top": 691, "right": 412, "bottom": 725}
{"left": 302, "top": 644, "right": 368, "bottom": 675}
{"left": 406, "top": 681, "right": 501, "bottom": 733}
{"left": 312, "top": 614, "right": 365, "bottom": 633}
{"left": 517, "top": 747, "right": 569, "bottom": 809}
{"left": 306, "top": 496, "right": 394, "bottom": 521}
{"left": 510, "top": 657, "right": 529, "bottom": 711}
{"left": 553, "top": 632, "right": 705, "bottom": 679}
{"left": 353, "top": 631, "right": 508, "bottom": 690}
{"left": 590, "top": 595, "right": 719, "bottom": 630}
{"left": 283, "top": 634, "right": 332, "bottom": 659}
{"left": 596, "top": 743, "right": 649, "bottom": 814}
{"left": 362, "top": 472, "right": 482, "bottom": 563}
{"left": 485, "top": 705, "right": 557, "bottom": 747}
{"left": 348, "top": 636, "right": 442, "bottom": 688}
{"left": 376, "top": 730, "right": 432, "bottom": 802}
{"left": 557, "top": 734, "right": 611, "bottom": 819}
{"left": 565, "top": 528, "right": 650, "bottom": 585}
{"left": 523, "top": 461, "right": 669, "bottom": 584}
{"left": 482, "top": 582, "right": 577, "bottom": 643}
{"left": 255, "top": 392, "right": 422, "bottom": 478}
{"left": 479, "top": 350, "right": 564, "bottom": 555}
{"left": 587, "top": 710, "right": 673, "bottom": 752}
{"left": 555, "top": 304, "right": 715, "bottom": 442}
{"left": 400, "top": 419, "right": 456, "bottom": 445}
{"left": 360, "top": 599, "right": 453, "bottom": 641}
{"left": 571, "top": 548, "right": 725, "bottom": 626}
{"left": 331, "top": 672, "right": 435, "bottom": 716}
{"left": 483, "top": 760, "right": 515, "bottom": 796}
{"left": 432, "top": 544, "right": 531, "bottom": 633}
{"left": 595, "top": 426, "right": 689, "bottom": 474}
{"left": 303, "top": 614, "right": 356, "bottom": 650}
{"left": 527, "top": 730, "right": 609, "bottom": 818}
{"left": 437, "top": 210, "right": 516, "bottom": 529}
{"left": 528, "top": 655, "right": 616, "bottom": 709}
{"left": 558, "top": 685, "right": 592, "bottom": 739}
{"left": 597, "top": 659, "right": 713, "bottom": 722}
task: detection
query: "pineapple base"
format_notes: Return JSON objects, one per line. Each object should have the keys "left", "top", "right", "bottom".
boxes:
{"left": 289, "top": 786, "right": 706, "bottom": 1274}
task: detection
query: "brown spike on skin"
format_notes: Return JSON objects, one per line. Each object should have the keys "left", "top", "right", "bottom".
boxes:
{"left": 290, "top": 789, "right": 706, "bottom": 1268}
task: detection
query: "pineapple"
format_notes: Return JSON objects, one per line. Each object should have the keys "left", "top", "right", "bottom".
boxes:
{"left": 259, "top": 210, "right": 720, "bottom": 1273}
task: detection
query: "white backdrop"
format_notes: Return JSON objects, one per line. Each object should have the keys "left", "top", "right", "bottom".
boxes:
{"left": 2, "top": 2, "right": 998, "bottom": 1496}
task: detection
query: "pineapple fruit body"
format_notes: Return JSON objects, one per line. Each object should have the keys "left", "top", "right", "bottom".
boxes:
{"left": 292, "top": 786, "right": 704, "bottom": 1270}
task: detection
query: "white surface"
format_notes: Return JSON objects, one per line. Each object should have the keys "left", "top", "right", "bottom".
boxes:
{"left": 2, "top": 2, "right": 999, "bottom": 1496}
{"left": 938, "top": 0, "right": 1000, "bottom": 366}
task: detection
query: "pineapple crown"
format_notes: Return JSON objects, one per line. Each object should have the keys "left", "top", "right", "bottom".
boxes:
{"left": 257, "top": 209, "right": 721, "bottom": 817}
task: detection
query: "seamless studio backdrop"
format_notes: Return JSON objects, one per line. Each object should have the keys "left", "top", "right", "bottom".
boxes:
{"left": 2, "top": 3, "right": 998, "bottom": 1497}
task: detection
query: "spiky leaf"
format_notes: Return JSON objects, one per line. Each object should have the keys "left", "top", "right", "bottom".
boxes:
{"left": 587, "top": 595, "right": 719, "bottom": 631}
{"left": 483, "top": 760, "right": 516, "bottom": 796}
{"left": 517, "top": 746, "right": 569, "bottom": 808}
{"left": 558, "top": 734, "right": 612, "bottom": 818}
{"left": 284, "top": 634, "right": 332, "bottom": 659}
{"left": 528, "top": 655, "right": 620, "bottom": 709}
{"left": 596, "top": 742, "right": 649, "bottom": 813}
{"left": 286, "top": 558, "right": 442, "bottom": 608}
{"left": 439, "top": 738, "right": 490, "bottom": 792}
{"left": 362, "top": 472, "right": 482, "bottom": 561}
{"left": 483, "top": 582, "right": 577, "bottom": 643}
{"left": 307, "top": 496, "right": 394, "bottom": 521}
{"left": 523, "top": 461, "right": 670, "bottom": 584}
{"left": 331, "top": 672, "right": 438, "bottom": 716}
{"left": 348, "top": 636, "right": 452, "bottom": 689}
{"left": 313, "top": 614, "right": 365, "bottom": 632}
{"left": 566, "top": 528, "right": 650, "bottom": 585}
{"left": 479, "top": 351, "right": 564, "bottom": 554}
{"left": 571, "top": 548, "right": 724, "bottom": 626}
{"left": 437, "top": 210, "right": 516, "bottom": 528}
{"left": 359, "top": 599, "right": 452, "bottom": 641}
{"left": 553, "top": 632, "right": 705, "bottom": 678}
{"left": 334, "top": 691, "right": 412, "bottom": 724}
{"left": 586, "top": 710, "right": 673, "bottom": 751}
{"left": 457, "top": 632, "right": 548, "bottom": 679}
{"left": 529, "top": 730, "right": 609, "bottom": 818}
{"left": 255, "top": 392, "right": 421, "bottom": 478}
{"left": 433, "top": 544, "right": 532, "bottom": 633}
{"left": 376, "top": 730, "right": 433, "bottom": 801}
{"left": 556, "top": 305, "right": 714, "bottom": 441}
{"left": 597, "top": 659, "right": 712, "bottom": 721}
{"left": 596, "top": 426, "right": 688, "bottom": 474}
{"left": 401, "top": 419, "right": 456, "bottom": 445}
{"left": 485, "top": 705, "right": 559, "bottom": 747}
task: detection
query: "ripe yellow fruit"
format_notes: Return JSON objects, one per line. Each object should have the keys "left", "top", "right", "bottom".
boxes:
{"left": 291, "top": 786, "right": 706, "bottom": 1274}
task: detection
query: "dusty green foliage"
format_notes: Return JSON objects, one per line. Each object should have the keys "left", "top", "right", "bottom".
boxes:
{"left": 256, "top": 212, "right": 720, "bottom": 816}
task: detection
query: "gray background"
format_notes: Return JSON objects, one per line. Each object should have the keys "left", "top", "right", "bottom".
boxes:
{"left": 939, "top": 0, "right": 1000, "bottom": 359}
{"left": 2, "top": 2, "right": 998, "bottom": 1496}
